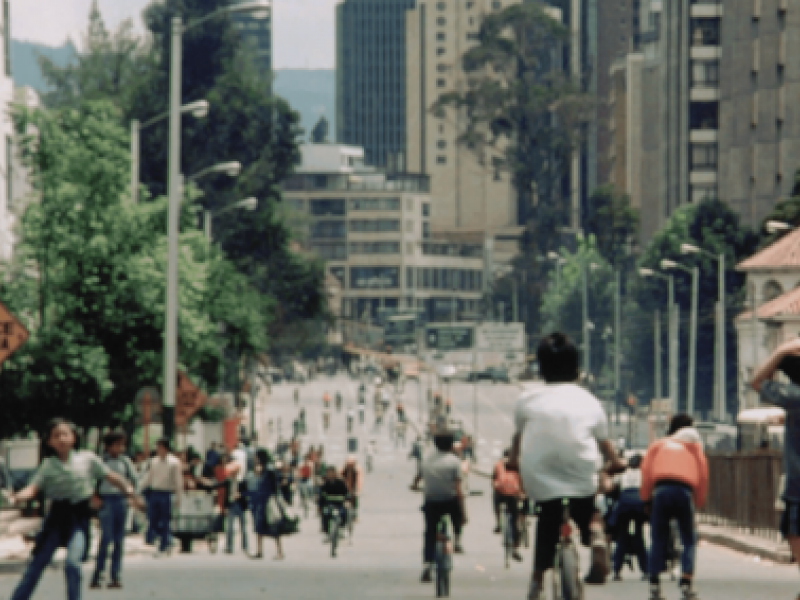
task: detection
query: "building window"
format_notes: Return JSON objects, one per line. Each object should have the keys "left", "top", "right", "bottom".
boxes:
{"left": 437, "top": 17, "right": 446, "bottom": 25}
{"left": 350, "top": 267, "right": 400, "bottom": 289}
{"left": 437, "top": 78, "right": 446, "bottom": 88}
{"left": 437, "top": 156, "right": 447, "bottom": 164}
{"left": 691, "top": 18, "right": 720, "bottom": 46}
{"left": 467, "top": 1, "right": 474, "bottom": 8}
{"left": 689, "top": 102, "right": 719, "bottom": 130}
{"left": 350, "top": 219, "right": 401, "bottom": 232}
{"left": 437, "top": 140, "right": 447, "bottom": 149}
{"left": 423, "top": 222, "right": 431, "bottom": 238}
{"left": 309, "top": 243, "right": 347, "bottom": 260}
{"left": 437, "top": 32, "right": 445, "bottom": 41}
{"left": 437, "top": 47, "right": 446, "bottom": 56}
{"left": 492, "top": 1, "right": 502, "bottom": 9}
{"left": 691, "top": 60, "right": 719, "bottom": 87}
{"left": 690, "top": 144, "right": 717, "bottom": 169}
{"left": 467, "top": 33, "right": 480, "bottom": 41}
{"left": 349, "top": 242, "right": 401, "bottom": 255}
{"left": 310, "top": 221, "right": 347, "bottom": 239}
{"left": 288, "top": 198, "right": 305, "bottom": 211}
{"left": 437, "top": 64, "right": 448, "bottom": 72}
{"left": 407, "top": 267, "right": 414, "bottom": 288}
{"left": 689, "top": 185, "right": 718, "bottom": 203}
{"left": 309, "top": 198, "right": 346, "bottom": 216}
{"left": 422, "top": 203, "right": 431, "bottom": 217}
{"left": 350, "top": 197, "right": 401, "bottom": 211}
{"left": 437, "top": 1, "right": 446, "bottom": 9}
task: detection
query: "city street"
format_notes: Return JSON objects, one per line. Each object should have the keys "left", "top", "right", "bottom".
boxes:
{"left": 0, "top": 375, "right": 797, "bottom": 599}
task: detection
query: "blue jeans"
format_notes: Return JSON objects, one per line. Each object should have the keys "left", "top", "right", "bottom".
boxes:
{"left": 95, "top": 496, "right": 127, "bottom": 581}
{"left": 12, "top": 526, "right": 86, "bottom": 600}
{"left": 226, "top": 502, "right": 248, "bottom": 552}
{"left": 649, "top": 483, "right": 696, "bottom": 578}
{"left": 147, "top": 491, "right": 172, "bottom": 552}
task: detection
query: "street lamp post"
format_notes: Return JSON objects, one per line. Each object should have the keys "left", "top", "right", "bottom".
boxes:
{"left": 640, "top": 267, "right": 676, "bottom": 412}
{"left": 662, "top": 258, "right": 700, "bottom": 416}
{"left": 131, "top": 100, "right": 209, "bottom": 205}
{"left": 204, "top": 197, "right": 258, "bottom": 243}
{"left": 681, "top": 242, "right": 726, "bottom": 421}
{"left": 163, "top": 1, "right": 270, "bottom": 438}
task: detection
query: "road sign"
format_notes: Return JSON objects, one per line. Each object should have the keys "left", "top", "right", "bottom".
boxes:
{"left": 174, "top": 372, "right": 206, "bottom": 427}
{"left": 424, "top": 325, "right": 475, "bottom": 352}
{"left": 474, "top": 323, "right": 525, "bottom": 352}
{"left": 0, "top": 301, "right": 29, "bottom": 366}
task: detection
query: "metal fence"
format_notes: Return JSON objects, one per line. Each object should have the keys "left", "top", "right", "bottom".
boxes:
{"left": 698, "top": 452, "right": 783, "bottom": 541}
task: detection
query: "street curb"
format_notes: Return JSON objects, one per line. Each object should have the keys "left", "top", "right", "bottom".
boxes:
{"left": 699, "top": 526, "right": 792, "bottom": 564}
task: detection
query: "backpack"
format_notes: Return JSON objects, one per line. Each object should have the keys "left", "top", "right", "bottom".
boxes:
{"left": 494, "top": 467, "right": 521, "bottom": 497}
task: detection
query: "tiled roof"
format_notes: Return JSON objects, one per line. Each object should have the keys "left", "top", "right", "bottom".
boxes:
{"left": 738, "top": 285, "right": 800, "bottom": 321}
{"left": 738, "top": 228, "right": 800, "bottom": 271}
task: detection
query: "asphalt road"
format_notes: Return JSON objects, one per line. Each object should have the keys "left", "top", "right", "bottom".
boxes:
{"left": 1, "top": 374, "right": 798, "bottom": 600}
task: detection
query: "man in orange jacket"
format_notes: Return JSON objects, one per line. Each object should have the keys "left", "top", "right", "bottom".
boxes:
{"left": 640, "top": 414, "right": 708, "bottom": 600}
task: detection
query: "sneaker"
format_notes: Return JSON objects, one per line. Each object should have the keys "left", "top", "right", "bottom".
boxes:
{"left": 152, "top": 550, "right": 163, "bottom": 559}
{"left": 512, "top": 550, "right": 523, "bottom": 562}
{"left": 493, "top": 525, "right": 501, "bottom": 534}
{"left": 649, "top": 584, "right": 665, "bottom": 600}
{"left": 612, "top": 572, "right": 622, "bottom": 582}
{"left": 107, "top": 580, "right": 122, "bottom": 590}
{"left": 420, "top": 566, "right": 433, "bottom": 583}
{"left": 454, "top": 543, "right": 464, "bottom": 554}
{"left": 89, "top": 577, "right": 102, "bottom": 590}
{"left": 527, "top": 582, "right": 543, "bottom": 600}
{"left": 680, "top": 584, "right": 699, "bottom": 600}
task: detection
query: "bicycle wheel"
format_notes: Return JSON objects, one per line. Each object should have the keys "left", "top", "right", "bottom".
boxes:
{"left": 208, "top": 533, "right": 218, "bottom": 554}
{"left": 502, "top": 506, "right": 512, "bottom": 569}
{"left": 435, "top": 560, "right": 450, "bottom": 597}
{"left": 558, "top": 543, "right": 583, "bottom": 600}
{"left": 330, "top": 518, "right": 339, "bottom": 558}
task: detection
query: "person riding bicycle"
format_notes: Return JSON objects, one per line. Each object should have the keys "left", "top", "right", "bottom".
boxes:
{"left": 608, "top": 453, "right": 649, "bottom": 581}
{"left": 358, "top": 403, "right": 366, "bottom": 425}
{"left": 294, "top": 388, "right": 299, "bottom": 406}
{"left": 318, "top": 466, "right": 349, "bottom": 541}
{"left": 346, "top": 406, "right": 355, "bottom": 434}
{"left": 640, "top": 414, "right": 707, "bottom": 600}
{"left": 492, "top": 449, "right": 524, "bottom": 562}
{"left": 341, "top": 456, "right": 363, "bottom": 523}
{"left": 323, "top": 391, "right": 331, "bottom": 410}
{"left": 420, "top": 431, "right": 467, "bottom": 584}
{"left": 335, "top": 391, "right": 343, "bottom": 412}
{"left": 510, "top": 333, "right": 625, "bottom": 600}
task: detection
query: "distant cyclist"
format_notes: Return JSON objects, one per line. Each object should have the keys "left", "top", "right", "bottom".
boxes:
{"left": 335, "top": 391, "right": 343, "bottom": 412}
{"left": 492, "top": 449, "right": 523, "bottom": 562}
{"left": 358, "top": 404, "right": 366, "bottom": 426}
{"left": 319, "top": 466, "right": 349, "bottom": 543}
{"left": 420, "top": 431, "right": 466, "bottom": 584}
{"left": 294, "top": 388, "right": 299, "bottom": 406}
{"left": 323, "top": 391, "right": 331, "bottom": 410}
{"left": 347, "top": 407, "right": 355, "bottom": 434}
{"left": 510, "top": 333, "right": 625, "bottom": 599}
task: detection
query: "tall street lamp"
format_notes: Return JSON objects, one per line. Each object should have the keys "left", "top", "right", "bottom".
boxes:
{"left": 164, "top": 0, "right": 270, "bottom": 434}
{"left": 582, "top": 261, "right": 600, "bottom": 380}
{"left": 681, "top": 242, "right": 726, "bottom": 422}
{"left": 204, "top": 197, "right": 258, "bottom": 243}
{"left": 661, "top": 258, "right": 700, "bottom": 416}
{"left": 640, "top": 267, "right": 676, "bottom": 412}
{"left": 131, "top": 100, "right": 209, "bottom": 205}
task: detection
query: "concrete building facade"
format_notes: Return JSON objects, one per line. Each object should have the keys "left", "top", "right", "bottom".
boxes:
{"left": 335, "top": 0, "right": 417, "bottom": 168}
{"left": 405, "top": 0, "right": 517, "bottom": 234}
{"left": 718, "top": 0, "right": 800, "bottom": 228}
{"left": 0, "top": 1, "right": 14, "bottom": 261}
{"left": 283, "top": 144, "right": 487, "bottom": 325}
{"left": 608, "top": 53, "right": 645, "bottom": 211}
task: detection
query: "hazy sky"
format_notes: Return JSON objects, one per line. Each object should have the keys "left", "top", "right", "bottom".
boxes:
{"left": 11, "top": 0, "right": 340, "bottom": 69}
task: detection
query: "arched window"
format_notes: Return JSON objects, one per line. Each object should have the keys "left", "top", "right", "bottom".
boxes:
{"left": 764, "top": 280, "right": 784, "bottom": 302}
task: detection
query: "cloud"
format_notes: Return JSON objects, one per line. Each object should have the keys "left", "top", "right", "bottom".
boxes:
{"left": 12, "top": 0, "right": 339, "bottom": 69}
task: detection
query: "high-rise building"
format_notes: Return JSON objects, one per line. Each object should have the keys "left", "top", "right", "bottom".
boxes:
{"left": 336, "top": 0, "right": 417, "bottom": 168}
{"left": 405, "top": 0, "right": 518, "bottom": 234}
{"left": 230, "top": 0, "right": 272, "bottom": 86}
{"left": 718, "top": 0, "right": 797, "bottom": 228}
{"left": 0, "top": 0, "right": 14, "bottom": 261}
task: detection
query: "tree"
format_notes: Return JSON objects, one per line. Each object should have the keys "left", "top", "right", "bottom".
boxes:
{"left": 0, "top": 100, "right": 271, "bottom": 437}
{"left": 631, "top": 200, "right": 758, "bottom": 415}
{"left": 583, "top": 185, "right": 639, "bottom": 268}
{"left": 435, "top": 2, "right": 592, "bottom": 335}
{"left": 757, "top": 168, "right": 800, "bottom": 247}
{"left": 39, "top": 1, "right": 329, "bottom": 348}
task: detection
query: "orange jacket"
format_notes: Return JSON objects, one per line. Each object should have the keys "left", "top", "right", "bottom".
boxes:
{"left": 640, "top": 427, "right": 709, "bottom": 508}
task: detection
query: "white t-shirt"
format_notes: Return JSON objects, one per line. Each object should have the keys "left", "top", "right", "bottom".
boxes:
{"left": 514, "top": 383, "right": 609, "bottom": 502}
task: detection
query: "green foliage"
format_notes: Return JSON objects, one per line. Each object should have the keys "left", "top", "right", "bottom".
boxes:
{"left": 584, "top": 185, "right": 639, "bottom": 268}
{"left": 38, "top": 1, "right": 328, "bottom": 348}
{"left": 757, "top": 169, "right": 800, "bottom": 247}
{"left": 0, "top": 100, "right": 271, "bottom": 437}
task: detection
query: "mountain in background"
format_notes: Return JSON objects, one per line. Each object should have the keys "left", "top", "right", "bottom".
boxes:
{"left": 11, "top": 39, "right": 335, "bottom": 139}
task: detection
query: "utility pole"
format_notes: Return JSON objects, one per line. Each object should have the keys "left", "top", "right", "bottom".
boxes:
{"left": 614, "top": 270, "right": 621, "bottom": 421}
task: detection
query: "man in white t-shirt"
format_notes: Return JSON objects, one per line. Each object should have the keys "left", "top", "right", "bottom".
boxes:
{"left": 510, "top": 333, "right": 625, "bottom": 600}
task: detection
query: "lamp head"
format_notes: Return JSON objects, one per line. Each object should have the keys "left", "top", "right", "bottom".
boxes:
{"left": 187, "top": 100, "right": 209, "bottom": 119}
{"left": 239, "top": 197, "right": 258, "bottom": 211}
{"left": 680, "top": 243, "right": 700, "bottom": 255}
{"left": 547, "top": 251, "right": 560, "bottom": 260}
{"left": 230, "top": 0, "right": 270, "bottom": 18}
{"left": 660, "top": 259, "right": 678, "bottom": 270}
{"left": 221, "top": 162, "right": 242, "bottom": 178}
{"left": 639, "top": 267, "right": 654, "bottom": 277}
{"left": 766, "top": 220, "right": 792, "bottom": 234}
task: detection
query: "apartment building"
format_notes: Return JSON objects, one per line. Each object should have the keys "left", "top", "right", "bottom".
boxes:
{"left": 283, "top": 144, "right": 487, "bottom": 325}
{"left": 230, "top": 0, "right": 272, "bottom": 87}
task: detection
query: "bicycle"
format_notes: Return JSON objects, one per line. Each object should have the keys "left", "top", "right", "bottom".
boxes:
{"left": 324, "top": 499, "right": 347, "bottom": 558}
{"left": 500, "top": 502, "right": 515, "bottom": 569}
{"left": 434, "top": 516, "right": 453, "bottom": 598}
{"left": 551, "top": 499, "right": 583, "bottom": 600}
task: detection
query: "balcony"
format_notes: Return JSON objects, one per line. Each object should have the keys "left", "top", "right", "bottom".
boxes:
{"left": 690, "top": 0, "right": 723, "bottom": 17}
{"left": 283, "top": 173, "right": 430, "bottom": 193}
{"left": 421, "top": 242, "right": 484, "bottom": 259}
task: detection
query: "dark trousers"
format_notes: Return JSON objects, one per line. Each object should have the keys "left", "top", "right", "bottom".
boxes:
{"left": 147, "top": 491, "right": 172, "bottom": 552}
{"left": 423, "top": 499, "right": 463, "bottom": 563}
{"left": 95, "top": 496, "right": 128, "bottom": 581}
{"left": 649, "top": 483, "right": 696, "bottom": 578}
{"left": 494, "top": 493, "right": 521, "bottom": 545}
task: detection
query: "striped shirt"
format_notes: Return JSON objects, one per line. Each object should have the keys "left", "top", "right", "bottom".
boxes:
{"left": 31, "top": 451, "right": 109, "bottom": 502}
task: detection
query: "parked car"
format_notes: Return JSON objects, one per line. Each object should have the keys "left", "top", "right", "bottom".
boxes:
{"left": 467, "top": 367, "right": 510, "bottom": 383}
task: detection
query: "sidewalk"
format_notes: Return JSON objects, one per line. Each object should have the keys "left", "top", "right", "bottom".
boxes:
{"left": 698, "top": 523, "right": 793, "bottom": 564}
